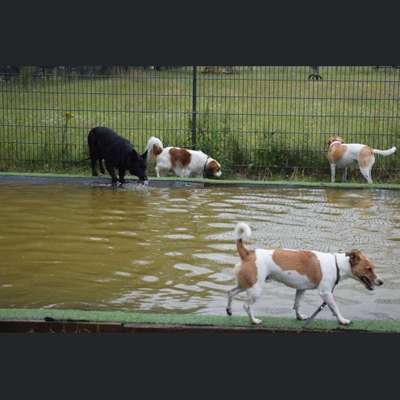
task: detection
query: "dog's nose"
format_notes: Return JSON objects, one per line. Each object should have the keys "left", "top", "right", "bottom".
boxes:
{"left": 376, "top": 278, "right": 384, "bottom": 286}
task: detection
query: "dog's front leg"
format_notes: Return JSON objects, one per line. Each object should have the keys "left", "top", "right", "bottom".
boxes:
{"left": 118, "top": 168, "right": 126, "bottom": 185}
{"left": 319, "top": 291, "right": 351, "bottom": 325}
{"left": 330, "top": 164, "right": 336, "bottom": 183}
{"left": 293, "top": 289, "right": 308, "bottom": 320}
{"left": 342, "top": 167, "right": 348, "bottom": 182}
{"left": 91, "top": 158, "right": 98, "bottom": 176}
{"left": 105, "top": 161, "right": 118, "bottom": 187}
{"left": 99, "top": 159, "right": 105, "bottom": 174}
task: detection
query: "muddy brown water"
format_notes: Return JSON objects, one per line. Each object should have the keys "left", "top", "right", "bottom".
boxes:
{"left": 0, "top": 182, "right": 399, "bottom": 321}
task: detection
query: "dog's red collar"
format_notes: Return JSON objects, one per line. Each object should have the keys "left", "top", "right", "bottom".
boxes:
{"left": 330, "top": 140, "right": 342, "bottom": 146}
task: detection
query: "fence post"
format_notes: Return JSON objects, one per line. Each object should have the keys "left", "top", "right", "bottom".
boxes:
{"left": 191, "top": 66, "right": 197, "bottom": 149}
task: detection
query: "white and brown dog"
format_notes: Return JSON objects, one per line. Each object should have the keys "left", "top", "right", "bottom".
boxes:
{"left": 327, "top": 136, "right": 396, "bottom": 183}
{"left": 227, "top": 222, "right": 383, "bottom": 325}
{"left": 146, "top": 136, "right": 222, "bottom": 178}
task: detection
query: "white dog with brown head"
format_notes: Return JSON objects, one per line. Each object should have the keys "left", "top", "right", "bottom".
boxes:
{"left": 327, "top": 136, "right": 396, "bottom": 183}
{"left": 227, "top": 222, "right": 384, "bottom": 325}
{"left": 146, "top": 136, "right": 222, "bottom": 178}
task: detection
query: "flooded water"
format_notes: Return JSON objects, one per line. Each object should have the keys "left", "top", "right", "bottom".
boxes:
{"left": 0, "top": 182, "right": 399, "bottom": 321}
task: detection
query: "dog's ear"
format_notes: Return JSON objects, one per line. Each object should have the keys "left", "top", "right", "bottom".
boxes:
{"left": 328, "top": 136, "right": 343, "bottom": 146}
{"left": 130, "top": 150, "right": 139, "bottom": 161}
{"left": 141, "top": 149, "right": 148, "bottom": 160}
{"left": 345, "top": 249, "right": 361, "bottom": 266}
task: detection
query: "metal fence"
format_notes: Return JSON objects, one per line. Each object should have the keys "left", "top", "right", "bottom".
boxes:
{"left": 1, "top": 66, "right": 399, "bottom": 178}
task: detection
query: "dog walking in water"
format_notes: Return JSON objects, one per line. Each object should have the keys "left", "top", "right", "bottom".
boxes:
{"left": 327, "top": 136, "right": 396, "bottom": 183}
{"left": 227, "top": 222, "right": 383, "bottom": 325}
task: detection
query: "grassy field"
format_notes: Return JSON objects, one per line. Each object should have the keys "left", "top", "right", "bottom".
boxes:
{"left": 1, "top": 66, "right": 399, "bottom": 180}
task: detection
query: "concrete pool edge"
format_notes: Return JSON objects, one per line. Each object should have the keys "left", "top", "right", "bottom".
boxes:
{"left": 1, "top": 172, "right": 400, "bottom": 190}
{"left": 1, "top": 308, "right": 400, "bottom": 334}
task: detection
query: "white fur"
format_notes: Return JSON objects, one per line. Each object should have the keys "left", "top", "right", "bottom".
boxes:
{"left": 329, "top": 142, "right": 397, "bottom": 184}
{"left": 234, "top": 222, "right": 252, "bottom": 241}
{"left": 373, "top": 146, "right": 396, "bottom": 156}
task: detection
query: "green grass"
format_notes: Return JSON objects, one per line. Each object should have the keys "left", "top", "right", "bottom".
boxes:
{"left": 0, "top": 308, "right": 399, "bottom": 333}
{"left": 1, "top": 66, "right": 399, "bottom": 180}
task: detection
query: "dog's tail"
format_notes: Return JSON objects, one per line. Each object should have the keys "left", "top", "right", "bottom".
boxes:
{"left": 234, "top": 222, "right": 252, "bottom": 260}
{"left": 373, "top": 146, "right": 396, "bottom": 156}
{"left": 146, "top": 136, "right": 164, "bottom": 162}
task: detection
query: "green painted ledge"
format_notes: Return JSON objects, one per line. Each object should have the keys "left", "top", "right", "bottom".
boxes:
{"left": 1, "top": 172, "right": 400, "bottom": 190}
{"left": 1, "top": 308, "right": 400, "bottom": 333}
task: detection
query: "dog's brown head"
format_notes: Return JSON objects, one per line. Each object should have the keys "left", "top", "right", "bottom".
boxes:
{"left": 205, "top": 158, "right": 222, "bottom": 178}
{"left": 346, "top": 249, "right": 383, "bottom": 291}
{"left": 328, "top": 136, "right": 344, "bottom": 146}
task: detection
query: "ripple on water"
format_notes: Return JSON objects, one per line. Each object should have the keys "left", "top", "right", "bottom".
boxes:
{"left": 207, "top": 222, "right": 236, "bottom": 229}
{"left": 165, "top": 251, "right": 183, "bottom": 256}
{"left": 192, "top": 252, "right": 238, "bottom": 265}
{"left": 208, "top": 272, "right": 233, "bottom": 282}
{"left": 174, "top": 284, "right": 204, "bottom": 293}
{"left": 197, "top": 281, "right": 232, "bottom": 292}
{"left": 142, "top": 275, "right": 159, "bottom": 283}
{"left": 158, "top": 208, "right": 188, "bottom": 213}
{"left": 131, "top": 260, "right": 152, "bottom": 266}
{"left": 163, "top": 234, "right": 194, "bottom": 240}
{"left": 174, "top": 263, "right": 212, "bottom": 276}
{"left": 208, "top": 202, "right": 233, "bottom": 208}
{"left": 88, "top": 236, "right": 110, "bottom": 242}
{"left": 114, "top": 271, "right": 132, "bottom": 277}
{"left": 207, "top": 243, "right": 236, "bottom": 251}
{"left": 117, "top": 231, "right": 137, "bottom": 237}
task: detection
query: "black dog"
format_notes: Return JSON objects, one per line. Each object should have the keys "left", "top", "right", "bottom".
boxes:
{"left": 88, "top": 127, "right": 148, "bottom": 186}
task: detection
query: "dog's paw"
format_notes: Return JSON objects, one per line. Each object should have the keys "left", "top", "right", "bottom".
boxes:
{"left": 296, "top": 313, "right": 308, "bottom": 321}
{"left": 251, "top": 318, "right": 262, "bottom": 325}
{"left": 339, "top": 318, "right": 352, "bottom": 326}
{"left": 226, "top": 307, "right": 232, "bottom": 316}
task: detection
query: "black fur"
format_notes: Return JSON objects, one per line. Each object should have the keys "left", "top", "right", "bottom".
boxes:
{"left": 88, "top": 127, "right": 148, "bottom": 185}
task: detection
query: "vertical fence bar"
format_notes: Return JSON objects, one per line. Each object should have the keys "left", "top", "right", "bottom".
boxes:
{"left": 191, "top": 65, "right": 197, "bottom": 149}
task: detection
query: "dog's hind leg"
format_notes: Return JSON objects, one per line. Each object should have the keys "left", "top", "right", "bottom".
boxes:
{"left": 293, "top": 289, "right": 308, "bottom": 320}
{"left": 226, "top": 286, "right": 244, "bottom": 316}
{"left": 90, "top": 157, "right": 98, "bottom": 176}
{"left": 330, "top": 163, "right": 336, "bottom": 183}
{"left": 99, "top": 159, "right": 105, "bottom": 174}
{"left": 358, "top": 155, "right": 375, "bottom": 184}
{"left": 319, "top": 291, "right": 351, "bottom": 325}
{"left": 243, "top": 285, "right": 262, "bottom": 325}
